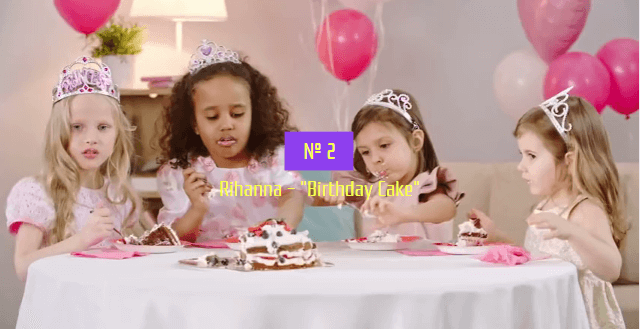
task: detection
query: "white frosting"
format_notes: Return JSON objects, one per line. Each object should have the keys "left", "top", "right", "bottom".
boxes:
{"left": 457, "top": 221, "right": 487, "bottom": 236}
{"left": 456, "top": 221, "right": 487, "bottom": 246}
{"left": 367, "top": 230, "right": 400, "bottom": 243}
{"left": 239, "top": 221, "right": 320, "bottom": 268}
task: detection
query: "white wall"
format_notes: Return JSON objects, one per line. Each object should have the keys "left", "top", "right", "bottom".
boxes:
{"left": 0, "top": 0, "right": 637, "bottom": 327}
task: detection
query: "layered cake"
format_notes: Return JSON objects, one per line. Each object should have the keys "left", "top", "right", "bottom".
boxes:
{"left": 238, "top": 219, "right": 321, "bottom": 270}
{"left": 456, "top": 219, "right": 487, "bottom": 246}
{"left": 125, "top": 223, "right": 181, "bottom": 246}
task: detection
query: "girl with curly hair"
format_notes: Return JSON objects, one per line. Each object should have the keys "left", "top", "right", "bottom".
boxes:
{"left": 156, "top": 40, "right": 307, "bottom": 242}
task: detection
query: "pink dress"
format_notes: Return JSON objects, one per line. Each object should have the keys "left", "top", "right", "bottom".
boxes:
{"left": 5, "top": 177, "right": 132, "bottom": 247}
{"left": 332, "top": 166, "right": 464, "bottom": 241}
{"left": 156, "top": 146, "right": 308, "bottom": 242}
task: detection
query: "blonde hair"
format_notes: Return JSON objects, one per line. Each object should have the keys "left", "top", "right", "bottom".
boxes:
{"left": 42, "top": 95, "right": 141, "bottom": 245}
{"left": 514, "top": 96, "right": 628, "bottom": 247}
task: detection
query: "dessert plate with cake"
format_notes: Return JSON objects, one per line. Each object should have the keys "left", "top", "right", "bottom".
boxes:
{"left": 114, "top": 223, "right": 182, "bottom": 253}
{"left": 344, "top": 230, "right": 421, "bottom": 251}
{"left": 434, "top": 218, "right": 490, "bottom": 255}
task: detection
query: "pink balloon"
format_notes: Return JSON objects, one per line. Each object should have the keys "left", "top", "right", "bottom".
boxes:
{"left": 597, "top": 38, "right": 639, "bottom": 119}
{"left": 54, "top": 0, "right": 121, "bottom": 35}
{"left": 518, "top": 0, "right": 591, "bottom": 63}
{"left": 316, "top": 9, "right": 378, "bottom": 83}
{"left": 544, "top": 52, "right": 611, "bottom": 113}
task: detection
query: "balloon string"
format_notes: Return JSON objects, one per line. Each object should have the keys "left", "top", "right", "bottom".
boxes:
{"left": 334, "top": 89, "right": 341, "bottom": 131}
{"left": 343, "top": 84, "right": 350, "bottom": 131}
{"left": 323, "top": 0, "right": 337, "bottom": 79}
{"left": 367, "top": 2, "right": 384, "bottom": 97}
{"left": 310, "top": 0, "right": 322, "bottom": 55}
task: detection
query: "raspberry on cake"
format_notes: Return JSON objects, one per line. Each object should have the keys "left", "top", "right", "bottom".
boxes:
{"left": 456, "top": 219, "right": 487, "bottom": 246}
{"left": 125, "top": 223, "right": 181, "bottom": 246}
{"left": 238, "top": 218, "right": 321, "bottom": 270}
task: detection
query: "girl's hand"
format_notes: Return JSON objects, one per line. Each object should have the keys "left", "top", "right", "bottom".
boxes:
{"left": 182, "top": 168, "right": 212, "bottom": 213}
{"left": 362, "top": 196, "right": 402, "bottom": 228}
{"left": 468, "top": 208, "right": 496, "bottom": 237}
{"left": 77, "top": 205, "right": 114, "bottom": 249}
{"left": 527, "top": 212, "right": 575, "bottom": 240}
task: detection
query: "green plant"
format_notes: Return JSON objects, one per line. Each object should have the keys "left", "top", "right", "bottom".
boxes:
{"left": 91, "top": 18, "right": 145, "bottom": 58}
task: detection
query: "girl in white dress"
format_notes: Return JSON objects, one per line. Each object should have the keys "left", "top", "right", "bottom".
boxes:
{"left": 6, "top": 57, "right": 141, "bottom": 281}
{"left": 470, "top": 88, "right": 627, "bottom": 328}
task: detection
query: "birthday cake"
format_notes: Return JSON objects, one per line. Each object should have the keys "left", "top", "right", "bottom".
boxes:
{"left": 238, "top": 219, "right": 321, "bottom": 270}
{"left": 125, "top": 223, "right": 181, "bottom": 246}
{"left": 456, "top": 219, "right": 487, "bottom": 247}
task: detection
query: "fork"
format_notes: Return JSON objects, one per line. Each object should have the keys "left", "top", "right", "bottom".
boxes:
{"left": 113, "top": 228, "right": 126, "bottom": 243}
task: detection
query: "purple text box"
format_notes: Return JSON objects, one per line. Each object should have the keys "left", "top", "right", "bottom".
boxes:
{"left": 284, "top": 132, "right": 354, "bottom": 171}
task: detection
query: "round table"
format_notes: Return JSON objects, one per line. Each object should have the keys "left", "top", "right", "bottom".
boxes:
{"left": 17, "top": 242, "right": 589, "bottom": 329}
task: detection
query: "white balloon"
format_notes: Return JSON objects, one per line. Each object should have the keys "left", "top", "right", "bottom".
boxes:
{"left": 493, "top": 49, "right": 548, "bottom": 121}
{"left": 339, "top": 0, "right": 392, "bottom": 11}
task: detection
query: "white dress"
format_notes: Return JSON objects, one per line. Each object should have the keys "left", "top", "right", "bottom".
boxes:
{"left": 524, "top": 195, "right": 625, "bottom": 328}
{"left": 5, "top": 177, "right": 132, "bottom": 247}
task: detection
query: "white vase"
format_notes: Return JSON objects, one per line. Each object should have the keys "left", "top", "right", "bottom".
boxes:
{"left": 100, "top": 55, "right": 136, "bottom": 89}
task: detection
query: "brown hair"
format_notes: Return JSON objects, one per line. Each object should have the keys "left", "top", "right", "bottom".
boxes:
{"left": 351, "top": 89, "right": 438, "bottom": 181}
{"left": 159, "top": 57, "right": 298, "bottom": 169}
{"left": 514, "top": 96, "right": 628, "bottom": 247}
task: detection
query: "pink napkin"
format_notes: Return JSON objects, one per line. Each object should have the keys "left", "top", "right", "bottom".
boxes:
{"left": 397, "top": 249, "right": 451, "bottom": 256}
{"left": 71, "top": 249, "right": 148, "bottom": 259}
{"left": 183, "top": 240, "right": 230, "bottom": 249}
{"left": 477, "top": 245, "right": 532, "bottom": 265}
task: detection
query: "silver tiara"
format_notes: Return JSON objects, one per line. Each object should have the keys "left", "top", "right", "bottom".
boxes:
{"left": 52, "top": 57, "right": 119, "bottom": 103}
{"left": 539, "top": 86, "right": 573, "bottom": 143}
{"left": 188, "top": 39, "right": 241, "bottom": 75}
{"left": 364, "top": 89, "right": 419, "bottom": 130}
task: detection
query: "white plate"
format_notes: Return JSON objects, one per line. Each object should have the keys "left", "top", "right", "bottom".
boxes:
{"left": 226, "top": 243, "right": 241, "bottom": 251}
{"left": 114, "top": 242, "right": 182, "bottom": 254}
{"left": 346, "top": 241, "right": 411, "bottom": 251}
{"left": 435, "top": 244, "right": 492, "bottom": 255}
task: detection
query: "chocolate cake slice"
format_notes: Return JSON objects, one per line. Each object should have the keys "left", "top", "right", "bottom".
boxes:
{"left": 126, "top": 223, "right": 181, "bottom": 246}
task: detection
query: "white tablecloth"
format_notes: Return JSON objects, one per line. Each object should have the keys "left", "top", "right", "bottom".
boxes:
{"left": 18, "top": 242, "right": 589, "bottom": 329}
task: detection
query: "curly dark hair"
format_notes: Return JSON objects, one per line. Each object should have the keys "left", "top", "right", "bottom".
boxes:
{"left": 158, "top": 58, "right": 298, "bottom": 169}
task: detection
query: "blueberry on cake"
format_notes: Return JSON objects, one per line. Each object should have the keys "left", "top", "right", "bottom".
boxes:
{"left": 239, "top": 219, "right": 321, "bottom": 270}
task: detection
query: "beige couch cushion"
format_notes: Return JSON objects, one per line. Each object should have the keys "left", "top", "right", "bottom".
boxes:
{"left": 618, "top": 163, "right": 639, "bottom": 283}
{"left": 441, "top": 162, "right": 493, "bottom": 231}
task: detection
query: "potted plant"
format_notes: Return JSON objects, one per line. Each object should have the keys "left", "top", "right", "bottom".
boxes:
{"left": 90, "top": 18, "right": 146, "bottom": 88}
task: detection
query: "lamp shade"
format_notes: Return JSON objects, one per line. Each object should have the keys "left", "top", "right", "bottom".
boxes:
{"left": 129, "top": 0, "right": 227, "bottom": 22}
